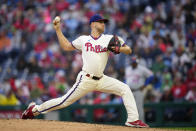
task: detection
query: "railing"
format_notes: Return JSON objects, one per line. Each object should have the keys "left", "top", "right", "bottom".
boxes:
{"left": 58, "top": 104, "right": 127, "bottom": 124}
{"left": 145, "top": 102, "right": 196, "bottom": 127}
{"left": 0, "top": 102, "right": 196, "bottom": 127}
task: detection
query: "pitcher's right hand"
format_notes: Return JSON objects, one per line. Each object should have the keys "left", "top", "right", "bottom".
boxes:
{"left": 53, "top": 16, "right": 61, "bottom": 30}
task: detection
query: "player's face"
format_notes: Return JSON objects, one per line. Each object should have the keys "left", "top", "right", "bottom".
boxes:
{"left": 131, "top": 62, "right": 138, "bottom": 69}
{"left": 93, "top": 21, "right": 105, "bottom": 33}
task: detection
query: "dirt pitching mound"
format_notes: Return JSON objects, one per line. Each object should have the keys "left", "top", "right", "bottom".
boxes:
{"left": 0, "top": 119, "right": 179, "bottom": 131}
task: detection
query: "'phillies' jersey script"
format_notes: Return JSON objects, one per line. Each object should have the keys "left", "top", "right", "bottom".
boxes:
{"left": 72, "top": 34, "right": 124, "bottom": 77}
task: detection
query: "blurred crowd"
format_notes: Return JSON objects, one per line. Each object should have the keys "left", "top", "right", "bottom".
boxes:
{"left": 0, "top": 0, "right": 196, "bottom": 116}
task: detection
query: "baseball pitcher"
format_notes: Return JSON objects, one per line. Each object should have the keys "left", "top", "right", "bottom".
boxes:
{"left": 22, "top": 14, "right": 149, "bottom": 128}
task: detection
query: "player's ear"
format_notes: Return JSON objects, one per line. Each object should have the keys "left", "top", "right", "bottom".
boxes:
{"left": 90, "top": 23, "right": 93, "bottom": 28}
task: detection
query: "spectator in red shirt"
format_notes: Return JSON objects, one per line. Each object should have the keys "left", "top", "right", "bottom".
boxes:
{"left": 185, "top": 67, "right": 196, "bottom": 90}
{"left": 158, "top": 37, "right": 167, "bottom": 53}
{"left": 93, "top": 92, "right": 109, "bottom": 122}
{"left": 171, "top": 73, "right": 187, "bottom": 102}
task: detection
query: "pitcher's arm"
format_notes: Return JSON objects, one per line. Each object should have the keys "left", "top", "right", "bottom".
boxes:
{"left": 119, "top": 45, "right": 132, "bottom": 55}
{"left": 53, "top": 16, "right": 75, "bottom": 51}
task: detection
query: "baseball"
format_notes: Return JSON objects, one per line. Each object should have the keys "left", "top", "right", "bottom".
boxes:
{"left": 53, "top": 16, "right": 60, "bottom": 25}
{"left": 55, "top": 16, "right": 60, "bottom": 21}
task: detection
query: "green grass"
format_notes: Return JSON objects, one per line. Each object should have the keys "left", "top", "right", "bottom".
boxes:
{"left": 163, "top": 127, "right": 196, "bottom": 131}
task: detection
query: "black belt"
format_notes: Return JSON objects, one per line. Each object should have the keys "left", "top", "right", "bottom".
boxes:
{"left": 86, "top": 74, "right": 102, "bottom": 80}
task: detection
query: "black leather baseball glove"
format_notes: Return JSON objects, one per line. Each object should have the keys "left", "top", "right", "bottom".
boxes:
{"left": 107, "top": 35, "right": 121, "bottom": 54}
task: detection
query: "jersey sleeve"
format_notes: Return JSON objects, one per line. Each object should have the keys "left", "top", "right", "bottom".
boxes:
{"left": 71, "top": 36, "right": 82, "bottom": 51}
{"left": 142, "top": 66, "right": 153, "bottom": 78}
{"left": 117, "top": 36, "right": 126, "bottom": 46}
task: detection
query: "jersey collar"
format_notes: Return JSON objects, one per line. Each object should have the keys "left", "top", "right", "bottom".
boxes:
{"left": 90, "top": 34, "right": 102, "bottom": 40}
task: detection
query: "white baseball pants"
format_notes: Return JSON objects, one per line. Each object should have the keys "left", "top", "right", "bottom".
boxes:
{"left": 34, "top": 71, "right": 139, "bottom": 122}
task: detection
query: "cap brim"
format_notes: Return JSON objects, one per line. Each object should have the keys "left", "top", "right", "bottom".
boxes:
{"left": 95, "top": 19, "right": 109, "bottom": 23}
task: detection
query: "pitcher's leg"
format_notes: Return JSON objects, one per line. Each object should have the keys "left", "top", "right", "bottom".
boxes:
{"left": 22, "top": 73, "right": 96, "bottom": 119}
{"left": 31, "top": 75, "right": 84, "bottom": 115}
{"left": 37, "top": 80, "right": 84, "bottom": 114}
{"left": 97, "top": 75, "right": 139, "bottom": 122}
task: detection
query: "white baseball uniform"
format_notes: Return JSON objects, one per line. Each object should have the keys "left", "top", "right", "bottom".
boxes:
{"left": 125, "top": 65, "right": 153, "bottom": 121}
{"left": 32, "top": 34, "right": 139, "bottom": 123}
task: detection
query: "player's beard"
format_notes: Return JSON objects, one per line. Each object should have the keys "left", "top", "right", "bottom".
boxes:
{"left": 131, "top": 63, "right": 138, "bottom": 69}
